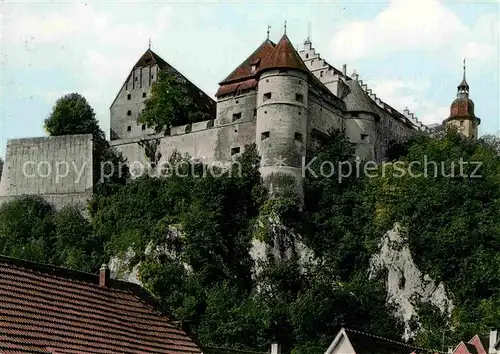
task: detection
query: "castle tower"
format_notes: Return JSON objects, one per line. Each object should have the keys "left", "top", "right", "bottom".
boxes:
{"left": 442, "top": 60, "right": 480, "bottom": 139}
{"left": 255, "top": 34, "right": 309, "bottom": 198}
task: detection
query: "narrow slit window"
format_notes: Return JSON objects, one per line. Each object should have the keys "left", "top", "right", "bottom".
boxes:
{"left": 142, "top": 92, "right": 146, "bottom": 98}
{"left": 231, "top": 147, "right": 240, "bottom": 156}
{"left": 127, "top": 110, "right": 132, "bottom": 116}
{"left": 263, "top": 92, "right": 271, "bottom": 101}
{"left": 294, "top": 132, "right": 303, "bottom": 142}
{"left": 253, "top": 109, "right": 257, "bottom": 117}
{"left": 295, "top": 93, "right": 304, "bottom": 103}
{"left": 232, "top": 112, "right": 242, "bottom": 121}
{"left": 142, "top": 125, "right": 146, "bottom": 130}
{"left": 127, "top": 126, "right": 131, "bottom": 132}
{"left": 261, "top": 131, "right": 270, "bottom": 141}
{"left": 127, "top": 93, "right": 131, "bottom": 100}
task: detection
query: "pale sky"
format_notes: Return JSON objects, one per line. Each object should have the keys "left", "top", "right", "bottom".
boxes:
{"left": 1, "top": 0, "right": 499, "bottom": 157}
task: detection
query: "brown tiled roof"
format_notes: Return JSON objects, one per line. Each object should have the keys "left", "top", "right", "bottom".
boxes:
{"left": 133, "top": 48, "right": 169, "bottom": 69}
{"left": 0, "top": 256, "right": 201, "bottom": 354}
{"left": 259, "top": 34, "right": 308, "bottom": 74}
{"left": 219, "top": 39, "right": 275, "bottom": 85}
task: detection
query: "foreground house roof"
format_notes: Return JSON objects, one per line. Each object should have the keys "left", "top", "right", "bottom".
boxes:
{"left": 0, "top": 256, "right": 201, "bottom": 354}
{"left": 325, "top": 328, "right": 442, "bottom": 354}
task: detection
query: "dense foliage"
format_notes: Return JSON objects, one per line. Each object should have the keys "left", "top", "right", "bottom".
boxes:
{"left": 44, "top": 93, "right": 105, "bottom": 142}
{"left": 0, "top": 121, "right": 499, "bottom": 352}
{"left": 0, "top": 195, "right": 104, "bottom": 272}
{"left": 365, "top": 130, "right": 500, "bottom": 347}
{"left": 138, "top": 70, "right": 212, "bottom": 134}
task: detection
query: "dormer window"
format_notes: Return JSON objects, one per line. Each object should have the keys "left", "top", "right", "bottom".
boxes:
{"left": 251, "top": 65, "right": 256, "bottom": 73}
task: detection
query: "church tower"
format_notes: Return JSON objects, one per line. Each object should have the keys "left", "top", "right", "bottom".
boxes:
{"left": 442, "top": 60, "right": 480, "bottom": 139}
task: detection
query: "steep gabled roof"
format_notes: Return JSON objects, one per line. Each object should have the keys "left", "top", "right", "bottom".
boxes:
{"left": 219, "top": 39, "right": 275, "bottom": 85}
{"left": 0, "top": 255, "right": 201, "bottom": 354}
{"left": 133, "top": 48, "right": 168, "bottom": 69}
{"left": 259, "top": 34, "right": 308, "bottom": 74}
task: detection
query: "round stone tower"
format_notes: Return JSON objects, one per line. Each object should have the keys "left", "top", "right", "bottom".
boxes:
{"left": 442, "top": 60, "right": 480, "bottom": 139}
{"left": 255, "top": 34, "right": 310, "bottom": 198}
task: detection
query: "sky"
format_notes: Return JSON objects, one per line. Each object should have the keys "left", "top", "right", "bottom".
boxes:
{"left": 1, "top": 0, "right": 499, "bottom": 158}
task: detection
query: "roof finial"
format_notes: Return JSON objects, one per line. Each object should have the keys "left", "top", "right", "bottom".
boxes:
{"left": 284, "top": 20, "right": 287, "bottom": 35}
{"left": 463, "top": 57, "right": 466, "bottom": 81}
{"left": 267, "top": 25, "right": 271, "bottom": 40}
{"left": 148, "top": 38, "right": 151, "bottom": 50}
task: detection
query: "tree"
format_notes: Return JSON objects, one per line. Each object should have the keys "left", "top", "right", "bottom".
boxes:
{"left": 0, "top": 195, "right": 104, "bottom": 272}
{"left": 138, "top": 70, "right": 211, "bottom": 134}
{"left": 44, "top": 93, "right": 105, "bottom": 142}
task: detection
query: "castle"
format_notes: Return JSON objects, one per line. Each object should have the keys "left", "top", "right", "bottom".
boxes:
{"left": 0, "top": 29, "right": 480, "bottom": 209}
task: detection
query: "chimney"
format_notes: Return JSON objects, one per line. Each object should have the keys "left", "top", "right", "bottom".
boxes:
{"left": 271, "top": 343, "right": 281, "bottom": 354}
{"left": 342, "top": 64, "right": 347, "bottom": 76}
{"left": 489, "top": 330, "right": 498, "bottom": 354}
{"left": 99, "top": 264, "right": 110, "bottom": 287}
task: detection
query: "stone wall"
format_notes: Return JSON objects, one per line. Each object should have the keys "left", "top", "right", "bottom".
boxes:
{"left": 110, "top": 65, "right": 159, "bottom": 140}
{"left": 110, "top": 119, "right": 256, "bottom": 176}
{"left": 0, "top": 134, "right": 94, "bottom": 210}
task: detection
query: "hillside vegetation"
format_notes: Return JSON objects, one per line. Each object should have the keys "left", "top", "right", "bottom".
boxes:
{"left": 1, "top": 87, "right": 498, "bottom": 353}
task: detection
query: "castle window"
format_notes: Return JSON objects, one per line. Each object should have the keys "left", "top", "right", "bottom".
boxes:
{"left": 261, "top": 131, "right": 270, "bottom": 141}
{"left": 311, "top": 59, "right": 315, "bottom": 65}
{"left": 127, "top": 110, "right": 132, "bottom": 116}
{"left": 127, "top": 126, "right": 131, "bottom": 132}
{"left": 253, "top": 109, "right": 257, "bottom": 117}
{"left": 294, "top": 132, "right": 303, "bottom": 142}
{"left": 305, "top": 54, "right": 309, "bottom": 59}
{"left": 135, "top": 77, "right": 138, "bottom": 81}
{"left": 251, "top": 65, "right": 256, "bottom": 73}
{"left": 232, "top": 112, "right": 242, "bottom": 121}
{"left": 142, "top": 125, "right": 146, "bottom": 130}
{"left": 142, "top": 92, "right": 146, "bottom": 98}
{"left": 263, "top": 92, "right": 272, "bottom": 101}
{"left": 151, "top": 75, "right": 154, "bottom": 79}
{"left": 127, "top": 93, "right": 131, "bottom": 100}
{"left": 231, "top": 147, "right": 240, "bottom": 156}
{"left": 361, "top": 134, "right": 369, "bottom": 141}
{"left": 320, "top": 71, "right": 324, "bottom": 78}
{"left": 295, "top": 93, "right": 304, "bottom": 103}
{"left": 235, "top": 99, "right": 239, "bottom": 104}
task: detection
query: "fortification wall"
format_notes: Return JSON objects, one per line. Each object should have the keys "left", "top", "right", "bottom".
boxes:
{"left": 110, "top": 119, "right": 256, "bottom": 176}
{"left": 308, "top": 94, "right": 344, "bottom": 136}
{"left": 0, "top": 134, "right": 94, "bottom": 210}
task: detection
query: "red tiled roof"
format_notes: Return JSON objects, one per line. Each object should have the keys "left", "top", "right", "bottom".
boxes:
{"left": 0, "top": 256, "right": 201, "bottom": 354}
{"left": 259, "top": 34, "right": 308, "bottom": 74}
{"left": 219, "top": 39, "right": 275, "bottom": 85}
